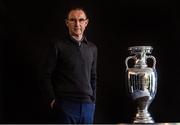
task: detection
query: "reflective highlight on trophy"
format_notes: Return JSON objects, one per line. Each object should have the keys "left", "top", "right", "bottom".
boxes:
{"left": 125, "top": 46, "right": 157, "bottom": 123}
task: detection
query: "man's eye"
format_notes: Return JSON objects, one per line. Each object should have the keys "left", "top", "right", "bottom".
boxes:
{"left": 68, "top": 18, "right": 86, "bottom": 23}
{"left": 79, "top": 19, "right": 86, "bottom": 22}
{"left": 69, "top": 19, "right": 75, "bottom": 22}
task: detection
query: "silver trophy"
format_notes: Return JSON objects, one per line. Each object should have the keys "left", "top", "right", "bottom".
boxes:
{"left": 125, "top": 46, "right": 157, "bottom": 123}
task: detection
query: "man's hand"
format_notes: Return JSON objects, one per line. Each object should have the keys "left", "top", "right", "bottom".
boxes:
{"left": 50, "top": 99, "right": 55, "bottom": 109}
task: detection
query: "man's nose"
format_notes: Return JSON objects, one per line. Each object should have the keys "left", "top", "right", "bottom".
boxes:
{"left": 74, "top": 20, "right": 80, "bottom": 26}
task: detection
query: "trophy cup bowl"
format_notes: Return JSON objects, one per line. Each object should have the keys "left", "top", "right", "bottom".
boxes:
{"left": 125, "top": 46, "right": 157, "bottom": 123}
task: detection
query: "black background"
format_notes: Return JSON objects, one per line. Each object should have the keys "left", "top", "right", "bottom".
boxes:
{"left": 1, "top": 0, "right": 180, "bottom": 123}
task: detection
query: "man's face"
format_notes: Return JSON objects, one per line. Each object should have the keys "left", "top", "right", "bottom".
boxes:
{"left": 66, "top": 10, "right": 88, "bottom": 37}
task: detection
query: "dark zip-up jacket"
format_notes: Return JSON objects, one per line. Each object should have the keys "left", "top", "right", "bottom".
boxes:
{"left": 39, "top": 35, "right": 97, "bottom": 104}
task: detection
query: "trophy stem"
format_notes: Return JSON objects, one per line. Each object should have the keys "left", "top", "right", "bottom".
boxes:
{"left": 133, "top": 108, "right": 154, "bottom": 123}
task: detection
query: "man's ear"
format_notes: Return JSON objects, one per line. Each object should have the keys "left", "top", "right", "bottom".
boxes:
{"left": 65, "top": 19, "right": 68, "bottom": 27}
{"left": 85, "top": 19, "right": 89, "bottom": 26}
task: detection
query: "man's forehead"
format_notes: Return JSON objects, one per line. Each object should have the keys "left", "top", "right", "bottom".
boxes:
{"left": 68, "top": 10, "right": 86, "bottom": 18}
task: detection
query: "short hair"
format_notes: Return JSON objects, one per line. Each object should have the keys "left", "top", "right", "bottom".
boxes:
{"left": 65, "top": 6, "right": 88, "bottom": 19}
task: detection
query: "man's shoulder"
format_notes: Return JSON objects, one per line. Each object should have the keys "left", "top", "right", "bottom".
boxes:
{"left": 87, "top": 40, "right": 97, "bottom": 49}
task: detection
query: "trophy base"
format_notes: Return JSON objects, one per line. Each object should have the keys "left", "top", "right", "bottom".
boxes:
{"left": 133, "top": 110, "right": 154, "bottom": 123}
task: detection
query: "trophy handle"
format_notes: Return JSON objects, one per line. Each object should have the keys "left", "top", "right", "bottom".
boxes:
{"left": 125, "top": 56, "right": 136, "bottom": 69}
{"left": 146, "top": 55, "right": 156, "bottom": 69}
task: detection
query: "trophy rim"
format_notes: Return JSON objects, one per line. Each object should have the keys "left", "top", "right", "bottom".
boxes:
{"left": 128, "top": 46, "right": 153, "bottom": 54}
{"left": 128, "top": 46, "right": 153, "bottom": 50}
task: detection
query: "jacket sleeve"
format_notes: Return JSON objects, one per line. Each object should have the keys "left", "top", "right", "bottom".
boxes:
{"left": 39, "top": 40, "right": 58, "bottom": 105}
{"left": 90, "top": 46, "right": 98, "bottom": 103}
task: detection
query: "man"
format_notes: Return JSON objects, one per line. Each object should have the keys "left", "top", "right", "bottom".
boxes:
{"left": 40, "top": 7, "right": 98, "bottom": 124}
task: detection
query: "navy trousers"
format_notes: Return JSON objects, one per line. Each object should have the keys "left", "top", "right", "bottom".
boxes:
{"left": 53, "top": 99, "right": 95, "bottom": 124}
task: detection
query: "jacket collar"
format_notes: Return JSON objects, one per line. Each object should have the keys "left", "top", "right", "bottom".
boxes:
{"left": 66, "top": 34, "right": 88, "bottom": 45}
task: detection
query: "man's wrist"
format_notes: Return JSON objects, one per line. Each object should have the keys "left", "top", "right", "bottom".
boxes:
{"left": 50, "top": 99, "right": 55, "bottom": 109}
